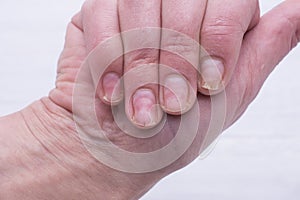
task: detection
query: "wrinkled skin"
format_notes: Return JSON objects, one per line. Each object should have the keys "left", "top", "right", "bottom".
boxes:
{"left": 42, "top": 0, "right": 300, "bottom": 199}
{"left": 67, "top": 0, "right": 261, "bottom": 128}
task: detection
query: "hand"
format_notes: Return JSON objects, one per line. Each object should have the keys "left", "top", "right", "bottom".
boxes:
{"left": 45, "top": 0, "right": 300, "bottom": 199}
{"left": 71, "top": 0, "right": 261, "bottom": 129}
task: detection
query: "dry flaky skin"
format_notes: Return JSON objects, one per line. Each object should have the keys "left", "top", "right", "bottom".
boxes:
{"left": 0, "top": 0, "right": 300, "bottom": 199}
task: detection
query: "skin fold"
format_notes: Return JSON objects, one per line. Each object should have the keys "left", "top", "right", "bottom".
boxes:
{"left": 80, "top": 0, "right": 261, "bottom": 128}
{"left": 0, "top": 0, "right": 299, "bottom": 199}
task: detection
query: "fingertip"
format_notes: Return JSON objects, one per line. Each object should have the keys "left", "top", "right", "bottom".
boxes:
{"left": 98, "top": 72, "right": 123, "bottom": 106}
{"left": 160, "top": 74, "right": 196, "bottom": 115}
{"left": 198, "top": 57, "right": 226, "bottom": 95}
{"left": 130, "top": 88, "right": 163, "bottom": 129}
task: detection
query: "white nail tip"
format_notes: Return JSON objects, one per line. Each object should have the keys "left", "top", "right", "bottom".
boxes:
{"left": 200, "top": 58, "right": 224, "bottom": 91}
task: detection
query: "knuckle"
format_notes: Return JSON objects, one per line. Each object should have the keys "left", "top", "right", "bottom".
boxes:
{"left": 126, "top": 49, "right": 159, "bottom": 67}
{"left": 271, "top": 17, "right": 293, "bottom": 37}
{"left": 202, "top": 16, "right": 245, "bottom": 39}
{"left": 162, "top": 31, "right": 199, "bottom": 55}
{"left": 169, "top": 15, "right": 201, "bottom": 37}
{"left": 270, "top": 16, "right": 298, "bottom": 49}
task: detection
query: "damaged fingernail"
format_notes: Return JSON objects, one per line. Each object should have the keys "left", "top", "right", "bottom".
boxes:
{"left": 102, "top": 72, "right": 123, "bottom": 104}
{"left": 132, "top": 89, "right": 162, "bottom": 128}
{"left": 200, "top": 58, "right": 224, "bottom": 91}
{"left": 163, "top": 74, "right": 190, "bottom": 114}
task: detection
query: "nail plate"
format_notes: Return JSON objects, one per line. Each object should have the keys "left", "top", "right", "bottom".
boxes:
{"left": 132, "top": 89, "right": 160, "bottom": 128}
{"left": 102, "top": 73, "right": 122, "bottom": 104}
{"left": 163, "top": 74, "right": 189, "bottom": 113}
{"left": 200, "top": 58, "right": 224, "bottom": 91}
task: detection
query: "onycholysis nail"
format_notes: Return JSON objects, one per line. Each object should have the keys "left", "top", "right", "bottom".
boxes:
{"left": 102, "top": 73, "right": 122, "bottom": 104}
{"left": 200, "top": 58, "right": 224, "bottom": 91}
{"left": 132, "top": 89, "right": 161, "bottom": 128}
{"left": 163, "top": 74, "right": 189, "bottom": 113}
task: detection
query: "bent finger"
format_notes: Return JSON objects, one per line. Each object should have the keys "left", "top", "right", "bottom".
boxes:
{"left": 119, "top": 0, "right": 163, "bottom": 128}
{"left": 199, "top": 0, "right": 259, "bottom": 95}
{"left": 160, "top": 0, "right": 207, "bottom": 115}
{"left": 82, "top": 0, "right": 124, "bottom": 105}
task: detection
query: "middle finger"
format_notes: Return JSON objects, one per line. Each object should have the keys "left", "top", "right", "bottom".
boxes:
{"left": 119, "top": 0, "right": 163, "bottom": 128}
{"left": 160, "top": 0, "right": 207, "bottom": 115}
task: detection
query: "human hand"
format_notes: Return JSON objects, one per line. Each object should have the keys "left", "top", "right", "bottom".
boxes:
{"left": 46, "top": 0, "right": 300, "bottom": 199}
{"left": 72, "top": 0, "right": 261, "bottom": 129}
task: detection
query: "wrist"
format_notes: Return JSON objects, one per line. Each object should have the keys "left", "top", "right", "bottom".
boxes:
{"left": 1, "top": 97, "right": 157, "bottom": 199}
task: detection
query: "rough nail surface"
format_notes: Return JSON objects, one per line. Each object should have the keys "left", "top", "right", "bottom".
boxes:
{"left": 132, "top": 89, "right": 160, "bottom": 128}
{"left": 200, "top": 58, "right": 224, "bottom": 91}
{"left": 163, "top": 74, "right": 189, "bottom": 113}
{"left": 102, "top": 73, "right": 122, "bottom": 104}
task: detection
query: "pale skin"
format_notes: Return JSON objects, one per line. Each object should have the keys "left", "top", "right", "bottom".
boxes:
{"left": 75, "top": 0, "right": 261, "bottom": 128}
{"left": 1, "top": 0, "right": 300, "bottom": 199}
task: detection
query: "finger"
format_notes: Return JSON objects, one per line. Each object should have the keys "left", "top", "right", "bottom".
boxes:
{"left": 234, "top": 0, "right": 300, "bottom": 115}
{"left": 199, "top": 0, "right": 259, "bottom": 94}
{"left": 119, "top": 0, "right": 163, "bottom": 128}
{"left": 159, "top": 0, "right": 207, "bottom": 115}
{"left": 82, "top": 0, "right": 124, "bottom": 105}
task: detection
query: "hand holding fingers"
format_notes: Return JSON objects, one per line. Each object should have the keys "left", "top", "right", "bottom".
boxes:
{"left": 79, "top": 0, "right": 261, "bottom": 129}
{"left": 49, "top": 0, "right": 300, "bottom": 195}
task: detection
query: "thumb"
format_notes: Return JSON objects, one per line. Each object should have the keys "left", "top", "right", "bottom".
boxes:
{"left": 238, "top": 0, "right": 300, "bottom": 102}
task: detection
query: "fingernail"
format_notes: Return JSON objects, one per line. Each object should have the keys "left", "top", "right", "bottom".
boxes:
{"left": 132, "top": 89, "right": 161, "bottom": 128}
{"left": 200, "top": 58, "right": 224, "bottom": 91}
{"left": 163, "top": 74, "right": 189, "bottom": 114}
{"left": 102, "top": 73, "right": 122, "bottom": 104}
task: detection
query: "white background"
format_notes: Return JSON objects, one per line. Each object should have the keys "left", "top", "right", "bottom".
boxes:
{"left": 0, "top": 0, "right": 299, "bottom": 199}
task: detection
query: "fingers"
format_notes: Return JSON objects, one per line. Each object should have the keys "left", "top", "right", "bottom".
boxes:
{"left": 160, "top": 0, "right": 207, "bottom": 115}
{"left": 119, "top": 0, "right": 163, "bottom": 128}
{"left": 199, "top": 0, "right": 259, "bottom": 95}
{"left": 236, "top": 0, "right": 300, "bottom": 106}
{"left": 82, "top": 0, "right": 124, "bottom": 105}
